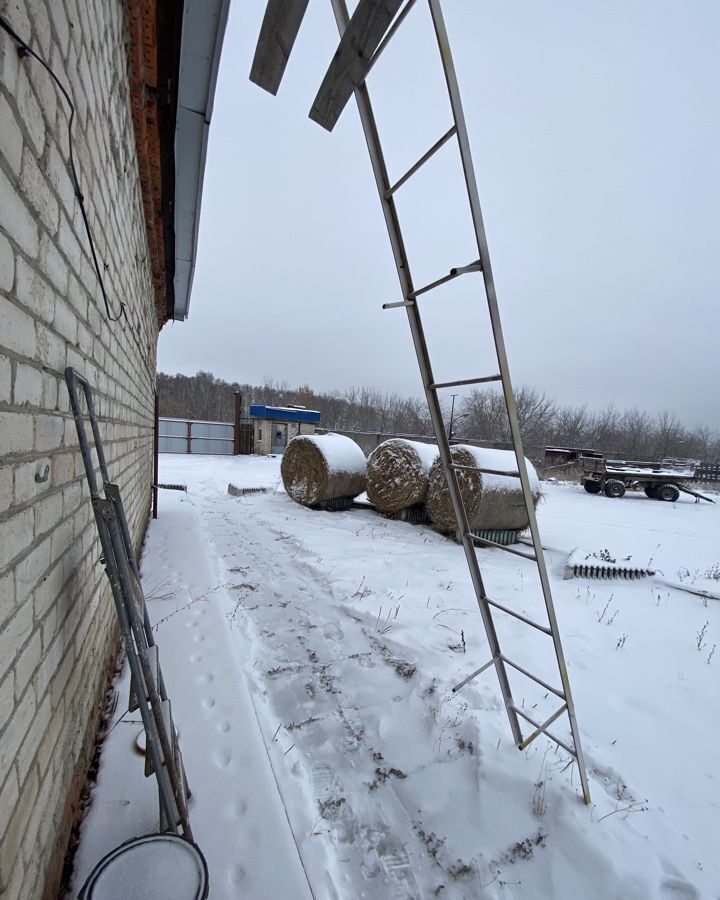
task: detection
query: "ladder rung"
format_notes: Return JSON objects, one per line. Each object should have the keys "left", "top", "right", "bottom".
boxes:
{"left": 384, "top": 125, "right": 457, "bottom": 197}
{"left": 451, "top": 463, "right": 521, "bottom": 478}
{"left": 451, "top": 656, "right": 497, "bottom": 693}
{"left": 409, "top": 260, "right": 482, "bottom": 299}
{"left": 429, "top": 374, "right": 501, "bottom": 390}
{"left": 382, "top": 298, "right": 415, "bottom": 310}
{"left": 515, "top": 703, "right": 568, "bottom": 750}
{"left": 145, "top": 698, "right": 176, "bottom": 778}
{"left": 483, "top": 597, "right": 551, "bottom": 635}
{"left": 466, "top": 533, "right": 537, "bottom": 562}
{"left": 513, "top": 705, "right": 575, "bottom": 756}
{"left": 501, "top": 655, "right": 565, "bottom": 700}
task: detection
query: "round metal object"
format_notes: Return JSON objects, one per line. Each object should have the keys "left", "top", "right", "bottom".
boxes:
{"left": 78, "top": 833, "right": 208, "bottom": 899}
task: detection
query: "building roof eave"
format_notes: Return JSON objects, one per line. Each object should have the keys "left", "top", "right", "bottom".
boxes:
{"left": 172, "top": 0, "right": 230, "bottom": 322}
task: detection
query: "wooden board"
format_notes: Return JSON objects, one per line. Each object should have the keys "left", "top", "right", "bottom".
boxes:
{"left": 250, "top": 0, "right": 311, "bottom": 95}
{"left": 309, "top": 0, "right": 404, "bottom": 131}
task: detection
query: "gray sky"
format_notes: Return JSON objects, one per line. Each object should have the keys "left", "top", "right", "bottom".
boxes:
{"left": 158, "top": 0, "right": 720, "bottom": 429}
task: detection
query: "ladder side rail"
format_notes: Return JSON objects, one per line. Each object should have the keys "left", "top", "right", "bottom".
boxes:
{"left": 102, "top": 504, "right": 192, "bottom": 836}
{"left": 91, "top": 499, "right": 182, "bottom": 833}
{"left": 65, "top": 368, "right": 101, "bottom": 498}
{"left": 329, "top": 0, "right": 523, "bottom": 747}
{"left": 427, "top": 0, "right": 591, "bottom": 802}
{"left": 68, "top": 371, "right": 163, "bottom": 676}
{"left": 105, "top": 484, "right": 164, "bottom": 684}
{"left": 106, "top": 480, "right": 188, "bottom": 790}
{"left": 65, "top": 368, "right": 112, "bottom": 488}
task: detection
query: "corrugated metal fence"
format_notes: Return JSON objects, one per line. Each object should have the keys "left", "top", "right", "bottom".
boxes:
{"left": 159, "top": 417, "right": 236, "bottom": 455}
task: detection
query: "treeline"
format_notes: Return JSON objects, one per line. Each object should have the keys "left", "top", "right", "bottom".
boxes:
{"left": 157, "top": 372, "right": 433, "bottom": 435}
{"left": 157, "top": 371, "right": 719, "bottom": 462}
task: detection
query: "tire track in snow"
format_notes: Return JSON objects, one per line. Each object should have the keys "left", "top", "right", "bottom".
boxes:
{"left": 196, "top": 493, "right": 464, "bottom": 898}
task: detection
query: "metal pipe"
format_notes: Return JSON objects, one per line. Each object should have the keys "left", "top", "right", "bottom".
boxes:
{"left": 429, "top": 374, "right": 501, "bottom": 390}
{"left": 384, "top": 125, "right": 457, "bottom": 197}
{"left": 468, "top": 533, "right": 537, "bottom": 562}
{"left": 483, "top": 597, "right": 551, "bottom": 635}
{"left": 501, "top": 655, "right": 565, "bottom": 700}
{"left": 409, "top": 260, "right": 481, "bottom": 298}
{"left": 452, "top": 656, "right": 496, "bottom": 693}
{"left": 513, "top": 705, "right": 576, "bottom": 757}
{"left": 516, "top": 703, "right": 568, "bottom": 750}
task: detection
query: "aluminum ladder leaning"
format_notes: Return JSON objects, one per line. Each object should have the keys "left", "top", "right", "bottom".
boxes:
{"left": 65, "top": 367, "right": 194, "bottom": 835}
{"left": 250, "top": 0, "right": 591, "bottom": 803}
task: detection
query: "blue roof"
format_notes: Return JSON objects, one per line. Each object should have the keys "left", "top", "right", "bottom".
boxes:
{"left": 249, "top": 405, "right": 321, "bottom": 424}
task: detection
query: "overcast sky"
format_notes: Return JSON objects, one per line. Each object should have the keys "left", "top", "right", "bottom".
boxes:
{"left": 158, "top": 0, "right": 720, "bottom": 429}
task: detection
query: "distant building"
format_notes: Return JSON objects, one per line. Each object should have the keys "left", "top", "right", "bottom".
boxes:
{"left": 249, "top": 405, "right": 321, "bottom": 454}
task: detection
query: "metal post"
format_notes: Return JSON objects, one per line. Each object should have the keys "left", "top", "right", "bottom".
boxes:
{"left": 186, "top": 420, "right": 192, "bottom": 454}
{"left": 233, "top": 392, "right": 243, "bottom": 455}
{"left": 448, "top": 393, "right": 457, "bottom": 437}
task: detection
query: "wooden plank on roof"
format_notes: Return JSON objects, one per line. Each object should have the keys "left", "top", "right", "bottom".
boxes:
{"left": 309, "top": 0, "right": 404, "bottom": 131}
{"left": 249, "top": 0, "right": 311, "bottom": 95}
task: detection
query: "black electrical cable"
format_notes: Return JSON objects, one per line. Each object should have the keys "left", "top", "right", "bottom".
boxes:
{"left": 0, "top": 14, "right": 125, "bottom": 322}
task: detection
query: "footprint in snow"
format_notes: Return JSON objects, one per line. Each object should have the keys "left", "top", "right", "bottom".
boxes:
{"left": 660, "top": 878, "right": 699, "bottom": 899}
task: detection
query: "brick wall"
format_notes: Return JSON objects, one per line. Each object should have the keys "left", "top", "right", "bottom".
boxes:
{"left": 0, "top": 1, "right": 160, "bottom": 897}
{"left": 253, "top": 419, "right": 317, "bottom": 455}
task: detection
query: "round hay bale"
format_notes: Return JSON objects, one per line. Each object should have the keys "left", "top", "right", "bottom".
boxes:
{"left": 281, "top": 433, "right": 367, "bottom": 508}
{"left": 366, "top": 439, "right": 438, "bottom": 513}
{"left": 426, "top": 445, "right": 540, "bottom": 532}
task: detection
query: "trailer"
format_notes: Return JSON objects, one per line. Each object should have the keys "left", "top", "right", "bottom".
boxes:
{"left": 579, "top": 457, "right": 714, "bottom": 502}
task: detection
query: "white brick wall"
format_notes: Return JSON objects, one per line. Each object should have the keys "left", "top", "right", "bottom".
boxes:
{"left": 0, "top": 1, "right": 160, "bottom": 897}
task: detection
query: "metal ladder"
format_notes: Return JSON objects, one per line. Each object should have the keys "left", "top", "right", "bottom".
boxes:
{"left": 251, "top": 0, "right": 591, "bottom": 802}
{"left": 65, "top": 367, "right": 194, "bottom": 835}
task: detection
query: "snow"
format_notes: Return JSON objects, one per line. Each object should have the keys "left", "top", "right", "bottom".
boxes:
{"left": 80, "top": 835, "right": 207, "bottom": 898}
{"left": 394, "top": 438, "right": 439, "bottom": 474}
{"left": 293, "top": 432, "right": 368, "bottom": 474}
{"left": 73, "top": 455, "right": 720, "bottom": 899}
{"left": 605, "top": 466, "right": 697, "bottom": 479}
{"left": 456, "top": 444, "right": 541, "bottom": 494}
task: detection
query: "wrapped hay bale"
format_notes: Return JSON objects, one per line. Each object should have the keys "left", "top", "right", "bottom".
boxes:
{"left": 281, "top": 433, "right": 367, "bottom": 508}
{"left": 426, "top": 445, "right": 540, "bottom": 532}
{"left": 366, "top": 438, "right": 438, "bottom": 514}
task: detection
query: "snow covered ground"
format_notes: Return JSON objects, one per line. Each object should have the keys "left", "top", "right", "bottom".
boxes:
{"left": 72, "top": 454, "right": 720, "bottom": 899}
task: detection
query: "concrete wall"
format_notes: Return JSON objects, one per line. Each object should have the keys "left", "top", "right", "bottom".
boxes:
{"left": 0, "top": 2, "right": 159, "bottom": 897}
{"left": 253, "top": 419, "right": 316, "bottom": 455}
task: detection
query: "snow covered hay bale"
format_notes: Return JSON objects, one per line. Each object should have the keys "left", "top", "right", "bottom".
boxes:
{"left": 366, "top": 438, "right": 438, "bottom": 514}
{"left": 426, "top": 445, "right": 540, "bottom": 532}
{"left": 281, "top": 433, "right": 367, "bottom": 509}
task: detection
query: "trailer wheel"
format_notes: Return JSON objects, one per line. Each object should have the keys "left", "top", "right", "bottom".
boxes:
{"left": 604, "top": 479, "right": 626, "bottom": 498}
{"left": 584, "top": 480, "right": 602, "bottom": 494}
{"left": 644, "top": 485, "right": 658, "bottom": 499}
{"left": 656, "top": 483, "right": 680, "bottom": 502}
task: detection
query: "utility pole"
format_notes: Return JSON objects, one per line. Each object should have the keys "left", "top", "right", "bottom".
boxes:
{"left": 448, "top": 393, "right": 458, "bottom": 437}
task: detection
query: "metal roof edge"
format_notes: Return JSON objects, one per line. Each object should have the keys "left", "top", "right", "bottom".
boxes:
{"left": 172, "top": 0, "right": 231, "bottom": 321}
